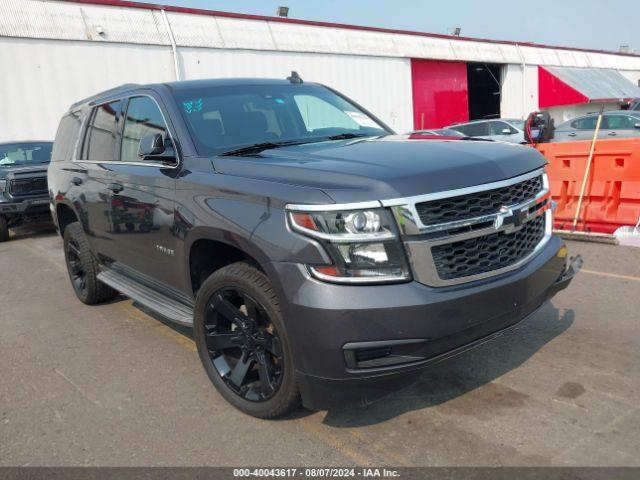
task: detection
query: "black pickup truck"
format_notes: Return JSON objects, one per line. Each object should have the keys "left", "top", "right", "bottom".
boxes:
{"left": 0, "top": 141, "right": 53, "bottom": 241}
{"left": 48, "top": 76, "right": 581, "bottom": 418}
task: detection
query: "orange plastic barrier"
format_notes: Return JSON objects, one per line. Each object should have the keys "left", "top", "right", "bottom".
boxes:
{"left": 536, "top": 138, "right": 640, "bottom": 234}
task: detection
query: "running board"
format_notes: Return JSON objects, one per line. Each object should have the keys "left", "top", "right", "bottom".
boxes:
{"left": 97, "top": 269, "right": 194, "bottom": 326}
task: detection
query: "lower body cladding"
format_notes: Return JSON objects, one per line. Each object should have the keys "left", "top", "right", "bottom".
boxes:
{"left": 269, "top": 236, "right": 580, "bottom": 410}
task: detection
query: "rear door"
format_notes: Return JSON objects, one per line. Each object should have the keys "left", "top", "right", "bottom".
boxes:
{"left": 74, "top": 100, "right": 124, "bottom": 259}
{"left": 106, "top": 94, "right": 181, "bottom": 289}
{"left": 601, "top": 114, "right": 640, "bottom": 139}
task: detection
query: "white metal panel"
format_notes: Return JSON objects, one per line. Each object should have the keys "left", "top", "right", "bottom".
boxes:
{"left": 264, "top": 22, "right": 354, "bottom": 55}
{"left": 0, "top": 38, "right": 174, "bottom": 142}
{"left": 619, "top": 70, "right": 640, "bottom": 87}
{"left": 0, "top": 0, "right": 168, "bottom": 44}
{"left": 2, "top": 0, "right": 640, "bottom": 71}
{"left": 162, "top": 11, "right": 224, "bottom": 48}
{"left": 178, "top": 48, "right": 414, "bottom": 132}
{"left": 500, "top": 64, "right": 539, "bottom": 119}
{"left": 214, "top": 17, "right": 277, "bottom": 51}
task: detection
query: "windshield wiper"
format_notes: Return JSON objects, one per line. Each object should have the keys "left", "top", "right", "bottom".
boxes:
{"left": 220, "top": 133, "right": 374, "bottom": 156}
{"left": 324, "top": 133, "right": 371, "bottom": 141}
{"left": 220, "top": 140, "right": 312, "bottom": 156}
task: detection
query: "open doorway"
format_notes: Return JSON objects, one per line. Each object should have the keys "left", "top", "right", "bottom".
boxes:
{"left": 467, "top": 63, "right": 502, "bottom": 120}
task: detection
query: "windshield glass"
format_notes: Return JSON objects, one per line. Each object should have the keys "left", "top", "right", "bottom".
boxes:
{"left": 0, "top": 142, "right": 52, "bottom": 167}
{"left": 172, "top": 84, "right": 389, "bottom": 156}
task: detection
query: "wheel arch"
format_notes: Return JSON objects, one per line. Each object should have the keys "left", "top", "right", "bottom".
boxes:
{"left": 184, "top": 226, "right": 277, "bottom": 296}
{"left": 54, "top": 200, "right": 81, "bottom": 237}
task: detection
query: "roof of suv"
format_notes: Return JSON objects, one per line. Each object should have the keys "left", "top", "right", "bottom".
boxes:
{"left": 70, "top": 78, "right": 312, "bottom": 109}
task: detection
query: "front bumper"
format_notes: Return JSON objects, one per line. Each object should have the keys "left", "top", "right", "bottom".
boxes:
{"left": 270, "top": 236, "right": 580, "bottom": 410}
{"left": 0, "top": 196, "right": 50, "bottom": 216}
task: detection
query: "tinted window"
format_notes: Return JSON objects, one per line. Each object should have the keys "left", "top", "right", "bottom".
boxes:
{"left": 52, "top": 111, "right": 82, "bottom": 161}
{"left": 570, "top": 116, "right": 597, "bottom": 130}
{"left": 452, "top": 122, "right": 488, "bottom": 137}
{"left": 82, "top": 100, "right": 122, "bottom": 161}
{"left": 172, "top": 84, "right": 388, "bottom": 156}
{"left": 121, "top": 96, "right": 170, "bottom": 163}
{"left": 603, "top": 115, "right": 637, "bottom": 130}
{"left": 0, "top": 142, "right": 52, "bottom": 167}
{"left": 489, "top": 121, "right": 516, "bottom": 135}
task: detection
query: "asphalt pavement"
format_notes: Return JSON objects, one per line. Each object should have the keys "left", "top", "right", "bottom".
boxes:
{"left": 1, "top": 228, "right": 638, "bottom": 466}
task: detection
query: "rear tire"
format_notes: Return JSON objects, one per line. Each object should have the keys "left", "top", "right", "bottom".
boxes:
{"left": 63, "top": 222, "right": 117, "bottom": 305}
{"left": 194, "top": 262, "right": 300, "bottom": 418}
{"left": 0, "top": 215, "right": 8, "bottom": 242}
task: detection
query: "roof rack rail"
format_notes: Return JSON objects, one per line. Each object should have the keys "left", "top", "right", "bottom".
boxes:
{"left": 69, "top": 83, "right": 140, "bottom": 109}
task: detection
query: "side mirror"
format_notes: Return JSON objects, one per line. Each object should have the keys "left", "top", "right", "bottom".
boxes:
{"left": 138, "top": 133, "right": 176, "bottom": 162}
{"left": 501, "top": 128, "right": 513, "bottom": 135}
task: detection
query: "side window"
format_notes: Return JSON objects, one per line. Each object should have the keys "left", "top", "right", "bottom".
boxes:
{"left": 455, "top": 122, "right": 488, "bottom": 137}
{"left": 293, "top": 94, "right": 361, "bottom": 132}
{"left": 52, "top": 110, "right": 82, "bottom": 161}
{"left": 603, "top": 115, "right": 636, "bottom": 130}
{"left": 82, "top": 100, "right": 122, "bottom": 161}
{"left": 571, "top": 117, "right": 597, "bottom": 130}
{"left": 489, "top": 121, "right": 515, "bottom": 135}
{"left": 121, "top": 96, "right": 170, "bottom": 163}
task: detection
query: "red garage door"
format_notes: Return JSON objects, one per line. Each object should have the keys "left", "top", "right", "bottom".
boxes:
{"left": 411, "top": 59, "right": 469, "bottom": 130}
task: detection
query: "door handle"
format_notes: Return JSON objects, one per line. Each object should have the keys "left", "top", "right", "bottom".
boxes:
{"left": 608, "top": 132, "right": 617, "bottom": 136}
{"left": 568, "top": 132, "right": 577, "bottom": 137}
{"left": 108, "top": 182, "right": 124, "bottom": 193}
{"left": 71, "top": 176, "right": 83, "bottom": 186}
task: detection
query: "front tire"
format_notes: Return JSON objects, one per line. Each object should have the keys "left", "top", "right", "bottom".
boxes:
{"left": 63, "top": 222, "right": 117, "bottom": 305}
{"left": 0, "top": 215, "right": 9, "bottom": 242}
{"left": 194, "top": 262, "right": 300, "bottom": 418}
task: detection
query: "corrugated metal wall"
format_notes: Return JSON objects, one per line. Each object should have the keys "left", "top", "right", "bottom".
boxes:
{"left": 2, "top": 0, "right": 640, "bottom": 69}
{"left": 1, "top": 0, "right": 640, "bottom": 142}
{"left": 178, "top": 49, "right": 413, "bottom": 133}
{"left": 0, "top": 37, "right": 175, "bottom": 141}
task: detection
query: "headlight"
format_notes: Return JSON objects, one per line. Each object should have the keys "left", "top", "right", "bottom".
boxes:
{"left": 288, "top": 207, "right": 411, "bottom": 284}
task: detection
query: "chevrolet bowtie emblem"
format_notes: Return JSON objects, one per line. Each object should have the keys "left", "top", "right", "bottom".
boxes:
{"left": 494, "top": 206, "right": 528, "bottom": 231}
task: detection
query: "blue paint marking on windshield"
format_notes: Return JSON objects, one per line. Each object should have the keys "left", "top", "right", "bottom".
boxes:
{"left": 183, "top": 98, "right": 203, "bottom": 114}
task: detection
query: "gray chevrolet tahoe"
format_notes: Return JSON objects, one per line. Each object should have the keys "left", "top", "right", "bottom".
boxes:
{"left": 48, "top": 76, "right": 581, "bottom": 418}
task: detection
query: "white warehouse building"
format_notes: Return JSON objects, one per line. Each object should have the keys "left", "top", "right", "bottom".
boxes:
{"left": 1, "top": 0, "right": 640, "bottom": 142}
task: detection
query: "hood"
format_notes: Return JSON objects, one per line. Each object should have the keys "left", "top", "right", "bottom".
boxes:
{"left": 212, "top": 136, "right": 547, "bottom": 204}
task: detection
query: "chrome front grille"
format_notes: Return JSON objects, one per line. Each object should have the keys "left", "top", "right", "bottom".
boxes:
{"left": 9, "top": 177, "right": 48, "bottom": 196}
{"left": 415, "top": 175, "right": 543, "bottom": 225}
{"left": 431, "top": 215, "right": 546, "bottom": 280}
{"left": 383, "top": 169, "right": 552, "bottom": 287}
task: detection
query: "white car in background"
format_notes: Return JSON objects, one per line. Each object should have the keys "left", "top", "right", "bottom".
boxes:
{"left": 446, "top": 118, "right": 527, "bottom": 143}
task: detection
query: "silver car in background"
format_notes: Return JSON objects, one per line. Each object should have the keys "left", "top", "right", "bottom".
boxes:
{"left": 446, "top": 119, "right": 527, "bottom": 143}
{"left": 553, "top": 111, "right": 640, "bottom": 142}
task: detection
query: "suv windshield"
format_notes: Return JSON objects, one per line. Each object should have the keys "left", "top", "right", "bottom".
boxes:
{"left": 171, "top": 83, "right": 390, "bottom": 156}
{"left": 0, "top": 142, "right": 52, "bottom": 167}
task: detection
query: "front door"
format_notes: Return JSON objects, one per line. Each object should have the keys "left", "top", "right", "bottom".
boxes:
{"left": 107, "top": 94, "right": 181, "bottom": 290}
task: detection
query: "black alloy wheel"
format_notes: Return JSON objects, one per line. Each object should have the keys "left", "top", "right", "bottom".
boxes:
{"left": 194, "top": 262, "right": 300, "bottom": 418}
{"left": 204, "top": 287, "right": 283, "bottom": 402}
{"left": 66, "top": 237, "right": 88, "bottom": 297}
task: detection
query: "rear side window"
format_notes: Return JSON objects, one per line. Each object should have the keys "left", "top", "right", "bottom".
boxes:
{"left": 489, "top": 121, "right": 516, "bottom": 135}
{"left": 52, "top": 111, "right": 82, "bottom": 161}
{"left": 570, "top": 117, "right": 597, "bottom": 130}
{"left": 603, "top": 115, "right": 637, "bottom": 130}
{"left": 121, "top": 96, "right": 170, "bottom": 163}
{"left": 81, "top": 100, "right": 122, "bottom": 161}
